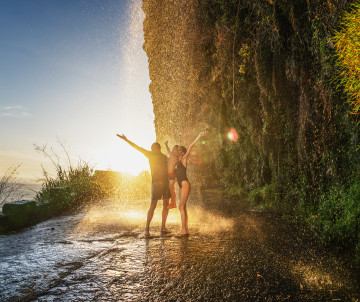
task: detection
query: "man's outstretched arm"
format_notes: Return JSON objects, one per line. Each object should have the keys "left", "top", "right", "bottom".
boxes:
{"left": 116, "top": 134, "right": 150, "bottom": 156}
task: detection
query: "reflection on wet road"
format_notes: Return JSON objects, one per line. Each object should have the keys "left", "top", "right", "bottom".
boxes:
{"left": 1, "top": 191, "right": 359, "bottom": 301}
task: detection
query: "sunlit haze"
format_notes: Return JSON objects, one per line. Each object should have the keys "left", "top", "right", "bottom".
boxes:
{"left": 0, "top": 0, "right": 154, "bottom": 179}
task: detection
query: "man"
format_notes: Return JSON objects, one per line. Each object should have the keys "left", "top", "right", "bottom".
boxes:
{"left": 116, "top": 134, "right": 171, "bottom": 237}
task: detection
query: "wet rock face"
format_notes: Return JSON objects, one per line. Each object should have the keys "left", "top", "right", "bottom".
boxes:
{"left": 142, "top": 0, "right": 355, "bottom": 199}
{"left": 0, "top": 196, "right": 359, "bottom": 301}
{"left": 143, "top": 0, "right": 213, "bottom": 142}
{"left": 142, "top": 0, "right": 222, "bottom": 186}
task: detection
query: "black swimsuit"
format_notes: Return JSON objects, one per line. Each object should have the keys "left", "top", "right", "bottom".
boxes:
{"left": 176, "top": 161, "right": 189, "bottom": 188}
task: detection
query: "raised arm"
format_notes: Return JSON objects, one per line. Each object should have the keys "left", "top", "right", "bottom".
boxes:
{"left": 182, "top": 131, "right": 206, "bottom": 164}
{"left": 116, "top": 134, "right": 150, "bottom": 157}
{"left": 164, "top": 141, "right": 171, "bottom": 156}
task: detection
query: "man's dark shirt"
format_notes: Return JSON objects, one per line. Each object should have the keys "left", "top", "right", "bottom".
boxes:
{"left": 123, "top": 139, "right": 168, "bottom": 183}
{"left": 142, "top": 150, "right": 168, "bottom": 183}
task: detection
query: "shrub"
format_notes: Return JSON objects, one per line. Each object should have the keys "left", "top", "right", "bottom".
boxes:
{"left": 34, "top": 140, "right": 153, "bottom": 208}
{"left": 248, "top": 182, "right": 285, "bottom": 210}
{"left": 0, "top": 164, "right": 25, "bottom": 207}
{"left": 34, "top": 142, "right": 99, "bottom": 207}
{"left": 226, "top": 184, "right": 248, "bottom": 198}
{"left": 307, "top": 179, "right": 360, "bottom": 258}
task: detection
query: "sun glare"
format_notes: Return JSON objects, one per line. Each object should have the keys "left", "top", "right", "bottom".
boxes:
{"left": 107, "top": 151, "right": 149, "bottom": 176}
{"left": 227, "top": 127, "right": 239, "bottom": 142}
{"left": 96, "top": 143, "right": 150, "bottom": 176}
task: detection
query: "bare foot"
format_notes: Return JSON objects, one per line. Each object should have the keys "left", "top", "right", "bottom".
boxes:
{"left": 175, "top": 232, "right": 189, "bottom": 238}
{"left": 161, "top": 227, "right": 171, "bottom": 233}
{"left": 167, "top": 203, "right": 177, "bottom": 210}
{"left": 144, "top": 231, "right": 150, "bottom": 238}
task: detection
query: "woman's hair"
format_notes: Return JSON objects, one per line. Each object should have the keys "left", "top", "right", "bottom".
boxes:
{"left": 180, "top": 146, "right": 187, "bottom": 154}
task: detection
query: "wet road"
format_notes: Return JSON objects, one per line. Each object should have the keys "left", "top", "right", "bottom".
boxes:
{"left": 1, "top": 191, "right": 359, "bottom": 301}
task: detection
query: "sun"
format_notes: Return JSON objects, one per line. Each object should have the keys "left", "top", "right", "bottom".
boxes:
{"left": 112, "top": 151, "right": 150, "bottom": 175}
{"left": 96, "top": 144, "right": 150, "bottom": 176}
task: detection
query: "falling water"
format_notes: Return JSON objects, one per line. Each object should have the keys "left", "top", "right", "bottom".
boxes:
{"left": 107, "top": 0, "right": 155, "bottom": 175}
{"left": 1, "top": 1, "right": 360, "bottom": 301}
{"left": 119, "top": 0, "right": 154, "bottom": 130}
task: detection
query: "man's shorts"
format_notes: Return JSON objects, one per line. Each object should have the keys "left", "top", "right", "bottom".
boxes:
{"left": 151, "top": 180, "right": 171, "bottom": 201}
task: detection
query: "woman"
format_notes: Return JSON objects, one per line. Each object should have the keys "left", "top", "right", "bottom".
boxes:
{"left": 164, "top": 141, "right": 180, "bottom": 209}
{"left": 176, "top": 131, "right": 206, "bottom": 237}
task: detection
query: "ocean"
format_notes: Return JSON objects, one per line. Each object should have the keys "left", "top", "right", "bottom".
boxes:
{"left": 0, "top": 181, "right": 43, "bottom": 212}
{"left": 20, "top": 181, "right": 43, "bottom": 200}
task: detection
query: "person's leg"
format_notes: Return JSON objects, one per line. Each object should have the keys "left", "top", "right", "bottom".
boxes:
{"left": 185, "top": 184, "right": 190, "bottom": 232}
{"left": 185, "top": 203, "right": 189, "bottom": 233}
{"left": 168, "top": 179, "right": 176, "bottom": 209}
{"left": 145, "top": 199, "right": 158, "bottom": 236}
{"left": 161, "top": 198, "right": 171, "bottom": 232}
{"left": 177, "top": 181, "right": 190, "bottom": 235}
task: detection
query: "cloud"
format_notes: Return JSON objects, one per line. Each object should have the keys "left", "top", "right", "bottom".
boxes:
{"left": 2, "top": 105, "right": 23, "bottom": 110}
{"left": 0, "top": 105, "right": 30, "bottom": 119}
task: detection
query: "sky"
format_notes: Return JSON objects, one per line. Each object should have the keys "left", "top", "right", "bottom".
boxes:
{"left": 0, "top": 0, "right": 156, "bottom": 180}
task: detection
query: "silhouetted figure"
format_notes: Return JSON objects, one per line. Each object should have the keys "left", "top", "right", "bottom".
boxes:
{"left": 175, "top": 131, "right": 206, "bottom": 237}
{"left": 164, "top": 141, "right": 179, "bottom": 209}
{"left": 116, "top": 134, "right": 171, "bottom": 237}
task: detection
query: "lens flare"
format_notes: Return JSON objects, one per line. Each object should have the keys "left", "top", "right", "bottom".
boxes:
{"left": 227, "top": 128, "right": 238, "bottom": 142}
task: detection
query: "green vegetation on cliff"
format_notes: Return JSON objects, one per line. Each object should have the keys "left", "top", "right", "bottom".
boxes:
{"left": 143, "top": 0, "right": 360, "bottom": 257}
{"left": 333, "top": 1, "right": 360, "bottom": 116}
